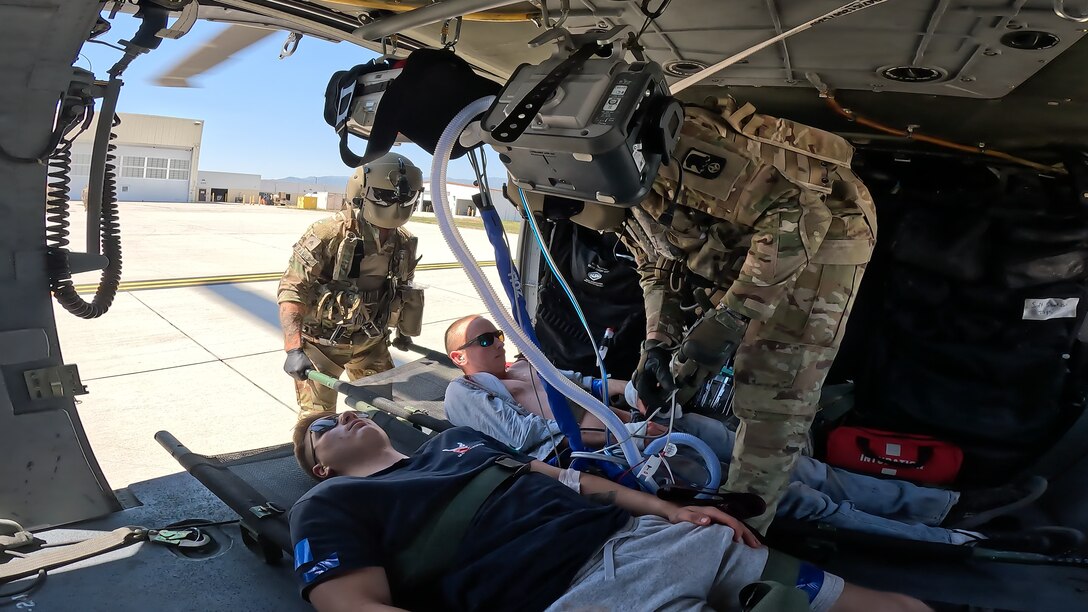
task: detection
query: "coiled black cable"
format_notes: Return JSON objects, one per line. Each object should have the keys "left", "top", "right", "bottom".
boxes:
{"left": 47, "top": 115, "right": 123, "bottom": 319}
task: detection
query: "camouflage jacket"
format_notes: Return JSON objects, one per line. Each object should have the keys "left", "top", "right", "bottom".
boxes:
{"left": 621, "top": 97, "right": 877, "bottom": 346}
{"left": 277, "top": 209, "right": 418, "bottom": 338}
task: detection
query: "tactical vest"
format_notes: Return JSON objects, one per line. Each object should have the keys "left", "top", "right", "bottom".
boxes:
{"left": 301, "top": 210, "right": 419, "bottom": 344}
{"left": 631, "top": 97, "right": 877, "bottom": 297}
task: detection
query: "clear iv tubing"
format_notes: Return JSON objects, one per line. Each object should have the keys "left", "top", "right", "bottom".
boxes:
{"left": 518, "top": 187, "right": 609, "bottom": 404}
{"left": 430, "top": 95, "right": 652, "bottom": 489}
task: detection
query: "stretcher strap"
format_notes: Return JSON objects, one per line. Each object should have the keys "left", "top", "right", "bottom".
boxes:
{"left": 0, "top": 526, "right": 145, "bottom": 584}
{"left": 392, "top": 457, "right": 526, "bottom": 590}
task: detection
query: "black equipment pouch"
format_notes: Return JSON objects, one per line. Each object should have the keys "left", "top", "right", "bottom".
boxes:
{"left": 332, "top": 232, "right": 362, "bottom": 281}
{"left": 324, "top": 59, "right": 400, "bottom": 168}
{"left": 395, "top": 287, "right": 424, "bottom": 337}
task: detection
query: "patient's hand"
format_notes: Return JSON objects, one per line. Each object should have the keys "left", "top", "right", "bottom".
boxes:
{"left": 667, "top": 506, "right": 762, "bottom": 548}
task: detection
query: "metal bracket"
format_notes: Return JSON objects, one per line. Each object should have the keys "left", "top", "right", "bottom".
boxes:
{"left": 280, "top": 32, "right": 302, "bottom": 59}
{"left": 249, "top": 502, "right": 285, "bottom": 519}
{"left": 529, "top": 24, "right": 628, "bottom": 52}
{"left": 156, "top": 0, "right": 198, "bottom": 40}
{"left": 24, "top": 365, "right": 88, "bottom": 401}
{"left": 537, "top": 0, "right": 570, "bottom": 30}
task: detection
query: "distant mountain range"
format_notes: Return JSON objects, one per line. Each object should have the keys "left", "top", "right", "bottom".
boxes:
{"left": 272, "top": 175, "right": 505, "bottom": 190}
{"left": 270, "top": 176, "right": 351, "bottom": 190}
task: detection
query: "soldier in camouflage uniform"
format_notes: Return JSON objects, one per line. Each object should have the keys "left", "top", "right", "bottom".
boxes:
{"left": 621, "top": 96, "right": 877, "bottom": 533}
{"left": 278, "top": 153, "right": 426, "bottom": 416}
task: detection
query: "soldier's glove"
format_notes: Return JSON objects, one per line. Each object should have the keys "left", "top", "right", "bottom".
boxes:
{"left": 390, "top": 333, "right": 413, "bottom": 351}
{"left": 634, "top": 341, "right": 677, "bottom": 410}
{"left": 680, "top": 307, "right": 749, "bottom": 371}
{"left": 283, "top": 348, "right": 315, "bottom": 381}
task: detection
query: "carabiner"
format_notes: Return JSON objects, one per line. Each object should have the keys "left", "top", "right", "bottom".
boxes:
{"left": 280, "top": 32, "right": 301, "bottom": 59}
{"left": 441, "top": 16, "right": 462, "bottom": 50}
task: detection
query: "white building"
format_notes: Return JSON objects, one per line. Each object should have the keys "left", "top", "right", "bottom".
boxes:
{"left": 420, "top": 181, "right": 520, "bottom": 223}
{"left": 69, "top": 112, "right": 202, "bottom": 202}
{"left": 196, "top": 170, "right": 262, "bottom": 204}
{"left": 260, "top": 178, "right": 336, "bottom": 207}
{"left": 65, "top": 111, "right": 522, "bottom": 223}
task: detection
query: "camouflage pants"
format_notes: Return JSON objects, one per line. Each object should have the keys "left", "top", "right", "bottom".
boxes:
{"left": 724, "top": 218, "right": 872, "bottom": 534}
{"left": 294, "top": 334, "right": 393, "bottom": 416}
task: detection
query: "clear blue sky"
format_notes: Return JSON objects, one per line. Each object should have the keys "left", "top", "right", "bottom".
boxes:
{"left": 79, "top": 13, "right": 502, "bottom": 181}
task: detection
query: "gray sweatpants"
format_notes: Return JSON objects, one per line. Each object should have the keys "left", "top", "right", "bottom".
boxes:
{"left": 546, "top": 516, "right": 844, "bottom": 612}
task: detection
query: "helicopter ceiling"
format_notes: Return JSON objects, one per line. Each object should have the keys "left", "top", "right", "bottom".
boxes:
{"left": 109, "top": 0, "right": 1088, "bottom": 150}
{"left": 142, "top": 0, "right": 1087, "bottom": 97}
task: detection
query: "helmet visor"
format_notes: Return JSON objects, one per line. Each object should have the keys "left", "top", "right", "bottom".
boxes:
{"left": 368, "top": 186, "right": 420, "bottom": 208}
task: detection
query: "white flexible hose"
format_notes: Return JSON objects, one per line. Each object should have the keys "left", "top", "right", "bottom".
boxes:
{"left": 430, "top": 95, "right": 650, "bottom": 487}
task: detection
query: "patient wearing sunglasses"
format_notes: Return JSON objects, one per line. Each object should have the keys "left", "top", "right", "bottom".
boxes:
{"left": 288, "top": 409, "right": 939, "bottom": 612}
{"left": 440, "top": 316, "right": 1069, "bottom": 552}
{"left": 443, "top": 315, "right": 640, "bottom": 455}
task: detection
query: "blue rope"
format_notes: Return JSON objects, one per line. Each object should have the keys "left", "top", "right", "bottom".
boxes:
{"left": 477, "top": 201, "right": 587, "bottom": 455}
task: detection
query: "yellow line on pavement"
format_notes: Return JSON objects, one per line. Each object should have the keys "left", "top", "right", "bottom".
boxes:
{"left": 74, "top": 261, "right": 497, "bottom": 294}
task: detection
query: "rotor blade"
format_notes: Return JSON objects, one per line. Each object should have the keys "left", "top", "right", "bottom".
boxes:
{"left": 154, "top": 24, "right": 277, "bottom": 88}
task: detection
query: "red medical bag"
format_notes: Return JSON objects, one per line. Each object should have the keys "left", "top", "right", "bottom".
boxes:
{"left": 825, "top": 426, "right": 963, "bottom": 485}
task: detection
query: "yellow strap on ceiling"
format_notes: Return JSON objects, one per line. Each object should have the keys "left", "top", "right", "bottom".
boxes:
{"left": 321, "top": 0, "right": 536, "bottom": 22}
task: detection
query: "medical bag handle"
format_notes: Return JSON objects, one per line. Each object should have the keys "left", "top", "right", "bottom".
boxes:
{"left": 856, "top": 438, "right": 934, "bottom": 469}
{"left": 391, "top": 456, "right": 528, "bottom": 591}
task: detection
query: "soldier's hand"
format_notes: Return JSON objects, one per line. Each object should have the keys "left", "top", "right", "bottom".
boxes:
{"left": 283, "top": 348, "right": 315, "bottom": 381}
{"left": 390, "top": 333, "right": 413, "bottom": 351}
{"left": 634, "top": 342, "right": 677, "bottom": 410}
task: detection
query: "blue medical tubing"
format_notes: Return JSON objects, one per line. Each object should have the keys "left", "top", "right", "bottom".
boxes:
{"left": 643, "top": 432, "right": 723, "bottom": 492}
{"left": 590, "top": 378, "right": 605, "bottom": 400}
{"left": 477, "top": 205, "right": 533, "bottom": 333}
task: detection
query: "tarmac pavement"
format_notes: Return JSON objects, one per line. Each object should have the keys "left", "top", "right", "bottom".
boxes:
{"left": 54, "top": 201, "right": 516, "bottom": 490}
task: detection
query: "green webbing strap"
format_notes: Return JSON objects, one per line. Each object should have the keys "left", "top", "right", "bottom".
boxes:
{"left": 392, "top": 456, "right": 526, "bottom": 590}
{"left": 760, "top": 549, "right": 801, "bottom": 584}
{"left": 739, "top": 550, "right": 808, "bottom": 612}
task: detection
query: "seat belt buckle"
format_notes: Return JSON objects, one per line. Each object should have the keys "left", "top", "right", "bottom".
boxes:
{"left": 360, "top": 320, "right": 383, "bottom": 339}
{"left": 495, "top": 456, "right": 530, "bottom": 476}
{"left": 250, "top": 502, "right": 285, "bottom": 519}
{"left": 328, "top": 325, "right": 347, "bottom": 344}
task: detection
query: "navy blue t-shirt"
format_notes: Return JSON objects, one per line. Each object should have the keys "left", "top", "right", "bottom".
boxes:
{"left": 289, "top": 428, "right": 630, "bottom": 611}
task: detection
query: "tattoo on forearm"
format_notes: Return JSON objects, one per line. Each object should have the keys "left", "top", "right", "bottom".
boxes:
{"left": 586, "top": 491, "right": 617, "bottom": 505}
{"left": 279, "top": 304, "right": 304, "bottom": 347}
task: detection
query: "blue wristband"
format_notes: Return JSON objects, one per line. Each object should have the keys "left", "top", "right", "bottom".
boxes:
{"left": 591, "top": 377, "right": 605, "bottom": 399}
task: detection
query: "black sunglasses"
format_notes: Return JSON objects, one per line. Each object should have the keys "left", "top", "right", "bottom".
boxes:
{"left": 455, "top": 330, "right": 504, "bottom": 351}
{"left": 307, "top": 411, "right": 366, "bottom": 468}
